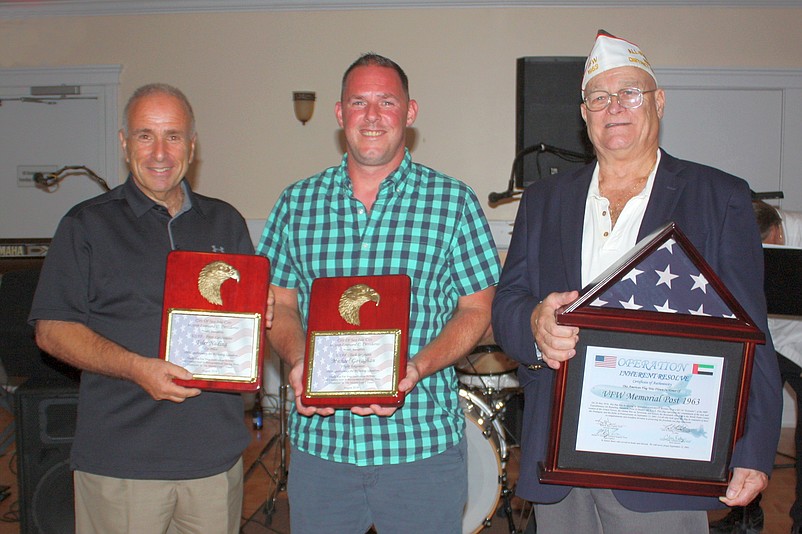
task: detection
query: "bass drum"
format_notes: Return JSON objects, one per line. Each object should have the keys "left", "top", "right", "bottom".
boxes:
{"left": 456, "top": 344, "right": 520, "bottom": 393}
{"left": 460, "top": 388, "right": 507, "bottom": 534}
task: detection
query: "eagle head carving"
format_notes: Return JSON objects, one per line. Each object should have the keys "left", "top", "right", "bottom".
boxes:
{"left": 198, "top": 261, "right": 240, "bottom": 306}
{"left": 338, "top": 284, "right": 380, "bottom": 326}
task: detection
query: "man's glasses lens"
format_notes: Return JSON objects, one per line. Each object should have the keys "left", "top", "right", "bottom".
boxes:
{"left": 584, "top": 88, "right": 655, "bottom": 111}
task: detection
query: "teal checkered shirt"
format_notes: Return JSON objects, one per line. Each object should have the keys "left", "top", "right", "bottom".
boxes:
{"left": 257, "top": 150, "right": 501, "bottom": 465}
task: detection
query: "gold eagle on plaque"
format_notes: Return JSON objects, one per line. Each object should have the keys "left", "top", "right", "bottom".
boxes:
{"left": 198, "top": 261, "right": 240, "bottom": 306}
{"left": 339, "top": 284, "right": 380, "bottom": 326}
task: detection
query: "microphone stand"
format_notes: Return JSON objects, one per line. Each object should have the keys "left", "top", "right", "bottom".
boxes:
{"left": 242, "top": 359, "right": 289, "bottom": 532}
{"left": 488, "top": 143, "right": 592, "bottom": 205}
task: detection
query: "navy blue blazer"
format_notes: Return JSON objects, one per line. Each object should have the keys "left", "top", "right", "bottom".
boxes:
{"left": 492, "top": 150, "right": 783, "bottom": 512}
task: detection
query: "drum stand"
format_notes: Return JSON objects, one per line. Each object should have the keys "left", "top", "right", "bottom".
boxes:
{"left": 241, "top": 360, "right": 289, "bottom": 533}
{"left": 496, "top": 469, "right": 535, "bottom": 534}
{"left": 482, "top": 390, "right": 535, "bottom": 534}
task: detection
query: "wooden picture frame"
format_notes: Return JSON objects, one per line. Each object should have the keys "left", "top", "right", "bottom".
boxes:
{"left": 540, "top": 223, "right": 764, "bottom": 496}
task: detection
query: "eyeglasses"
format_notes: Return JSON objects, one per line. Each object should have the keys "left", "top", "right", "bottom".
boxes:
{"left": 583, "top": 87, "right": 657, "bottom": 112}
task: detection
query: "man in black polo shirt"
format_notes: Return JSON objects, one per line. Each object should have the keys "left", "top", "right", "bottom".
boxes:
{"left": 29, "top": 83, "right": 267, "bottom": 533}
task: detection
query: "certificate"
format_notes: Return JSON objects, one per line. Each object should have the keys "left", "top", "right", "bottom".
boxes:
{"left": 308, "top": 331, "right": 401, "bottom": 393}
{"left": 540, "top": 329, "right": 750, "bottom": 497}
{"left": 301, "top": 275, "right": 411, "bottom": 407}
{"left": 165, "top": 310, "right": 261, "bottom": 382}
{"left": 576, "top": 346, "right": 723, "bottom": 462}
{"left": 159, "top": 251, "right": 270, "bottom": 393}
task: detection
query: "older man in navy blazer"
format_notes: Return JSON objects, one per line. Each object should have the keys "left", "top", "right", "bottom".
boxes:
{"left": 492, "top": 30, "right": 782, "bottom": 533}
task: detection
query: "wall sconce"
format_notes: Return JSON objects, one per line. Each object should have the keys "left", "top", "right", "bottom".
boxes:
{"left": 293, "top": 91, "right": 316, "bottom": 125}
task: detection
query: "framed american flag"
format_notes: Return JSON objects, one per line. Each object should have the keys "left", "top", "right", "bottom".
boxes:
{"left": 540, "top": 223, "right": 764, "bottom": 496}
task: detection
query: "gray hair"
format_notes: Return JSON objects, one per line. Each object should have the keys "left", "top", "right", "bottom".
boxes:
{"left": 121, "top": 83, "right": 195, "bottom": 136}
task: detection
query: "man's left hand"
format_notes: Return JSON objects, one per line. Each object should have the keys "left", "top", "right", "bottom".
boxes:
{"left": 719, "top": 467, "right": 768, "bottom": 507}
{"left": 350, "top": 360, "right": 421, "bottom": 417}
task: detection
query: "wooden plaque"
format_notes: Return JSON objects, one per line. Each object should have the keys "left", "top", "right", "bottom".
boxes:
{"left": 159, "top": 251, "right": 270, "bottom": 393}
{"left": 302, "top": 274, "right": 411, "bottom": 408}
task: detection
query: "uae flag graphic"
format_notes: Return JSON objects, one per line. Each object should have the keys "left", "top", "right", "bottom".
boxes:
{"left": 693, "top": 363, "right": 715, "bottom": 376}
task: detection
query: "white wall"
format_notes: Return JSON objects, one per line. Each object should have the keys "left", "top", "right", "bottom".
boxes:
{"left": 2, "top": 7, "right": 802, "bottom": 226}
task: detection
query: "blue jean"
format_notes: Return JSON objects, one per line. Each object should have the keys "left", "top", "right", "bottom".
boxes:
{"left": 288, "top": 438, "right": 468, "bottom": 534}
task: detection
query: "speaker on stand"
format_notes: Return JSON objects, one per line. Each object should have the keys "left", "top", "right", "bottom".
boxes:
{"left": 14, "top": 378, "right": 79, "bottom": 534}
{"left": 515, "top": 56, "right": 593, "bottom": 189}
{"left": 490, "top": 57, "right": 593, "bottom": 205}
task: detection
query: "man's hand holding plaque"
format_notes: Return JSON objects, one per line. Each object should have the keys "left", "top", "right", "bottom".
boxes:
{"left": 160, "top": 251, "right": 270, "bottom": 393}
{"left": 302, "top": 275, "right": 411, "bottom": 408}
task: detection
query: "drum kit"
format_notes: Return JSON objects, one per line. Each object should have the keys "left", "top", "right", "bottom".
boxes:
{"left": 455, "top": 344, "right": 533, "bottom": 534}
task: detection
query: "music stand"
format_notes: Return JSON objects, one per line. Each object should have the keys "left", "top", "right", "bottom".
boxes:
{"left": 763, "top": 245, "right": 802, "bottom": 469}
{"left": 241, "top": 359, "right": 289, "bottom": 532}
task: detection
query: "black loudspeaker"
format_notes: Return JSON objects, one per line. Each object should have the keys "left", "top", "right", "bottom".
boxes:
{"left": 515, "top": 57, "right": 593, "bottom": 189}
{"left": 14, "top": 379, "right": 78, "bottom": 534}
{"left": 0, "top": 268, "right": 81, "bottom": 383}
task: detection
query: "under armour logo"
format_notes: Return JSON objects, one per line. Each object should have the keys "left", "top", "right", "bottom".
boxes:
{"left": 211, "top": 245, "right": 225, "bottom": 253}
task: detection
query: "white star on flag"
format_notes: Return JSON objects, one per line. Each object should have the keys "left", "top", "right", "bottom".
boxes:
{"left": 619, "top": 295, "right": 643, "bottom": 310}
{"left": 689, "top": 304, "right": 710, "bottom": 316}
{"left": 690, "top": 273, "right": 709, "bottom": 293}
{"left": 655, "top": 265, "right": 679, "bottom": 288}
{"left": 658, "top": 239, "right": 676, "bottom": 254}
{"left": 622, "top": 268, "right": 643, "bottom": 285}
{"left": 654, "top": 300, "right": 677, "bottom": 313}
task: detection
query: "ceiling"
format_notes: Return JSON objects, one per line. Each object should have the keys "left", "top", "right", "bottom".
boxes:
{"left": 1, "top": 0, "right": 801, "bottom": 18}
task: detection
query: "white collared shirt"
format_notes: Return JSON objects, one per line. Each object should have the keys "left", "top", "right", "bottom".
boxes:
{"left": 581, "top": 150, "right": 661, "bottom": 287}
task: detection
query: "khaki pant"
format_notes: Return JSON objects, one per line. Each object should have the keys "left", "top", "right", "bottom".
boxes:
{"left": 73, "top": 458, "right": 243, "bottom": 534}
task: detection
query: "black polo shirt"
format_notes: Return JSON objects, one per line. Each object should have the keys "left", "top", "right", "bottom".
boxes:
{"left": 30, "top": 177, "right": 254, "bottom": 479}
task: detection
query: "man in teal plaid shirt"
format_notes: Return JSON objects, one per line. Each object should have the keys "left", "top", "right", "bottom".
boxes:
{"left": 257, "top": 53, "right": 500, "bottom": 533}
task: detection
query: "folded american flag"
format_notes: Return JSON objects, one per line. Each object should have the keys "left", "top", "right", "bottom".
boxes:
{"left": 589, "top": 238, "right": 735, "bottom": 319}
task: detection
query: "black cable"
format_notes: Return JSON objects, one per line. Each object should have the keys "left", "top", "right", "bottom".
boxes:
{"left": 32, "top": 165, "right": 111, "bottom": 193}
